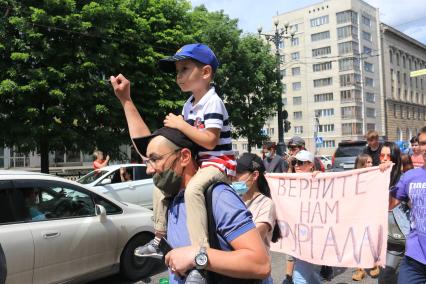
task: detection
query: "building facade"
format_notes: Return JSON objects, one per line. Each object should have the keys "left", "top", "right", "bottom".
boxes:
{"left": 233, "top": 0, "right": 385, "bottom": 156}
{"left": 380, "top": 23, "right": 426, "bottom": 142}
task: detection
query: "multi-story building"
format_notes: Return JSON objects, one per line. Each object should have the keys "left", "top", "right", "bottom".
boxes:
{"left": 380, "top": 23, "right": 426, "bottom": 142}
{"left": 233, "top": 0, "right": 385, "bottom": 156}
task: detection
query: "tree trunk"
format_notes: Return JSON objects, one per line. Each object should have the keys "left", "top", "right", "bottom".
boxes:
{"left": 39, "top": 138, "right": 49, "bottom": 174}
{"left": 247, "top": 135, "right": 252, "bottom": 153}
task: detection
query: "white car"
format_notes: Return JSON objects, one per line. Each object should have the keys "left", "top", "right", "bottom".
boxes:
{"left": 77, "top": 164, "right": 154, "bottom": 209}
{"left": 0, "top": 170, "right": 155, "bottom": 284}
{"left": 318, "top": 155, "right": 332, "bottom": 170}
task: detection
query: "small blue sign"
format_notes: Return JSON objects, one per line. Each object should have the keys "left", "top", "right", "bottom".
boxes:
{"left": 315, "top": 136, "right": 323, "bottom": 144}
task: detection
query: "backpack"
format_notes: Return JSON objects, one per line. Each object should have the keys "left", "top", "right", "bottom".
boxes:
{"left": 204, "top": 182, "right": 262, "bottom": 284}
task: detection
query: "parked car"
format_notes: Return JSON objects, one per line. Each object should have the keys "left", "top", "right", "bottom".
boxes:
{"left": 77, "top": 164, "right": 154, "bottom": 209}
{"left": 0, "top": 170, "right": 155, "bottom": 284}
{"left": 331, "top": 140, "right": 367, "bottom": 171}
{"left": 318, "top": 155, "right": 332, "bottom": 170}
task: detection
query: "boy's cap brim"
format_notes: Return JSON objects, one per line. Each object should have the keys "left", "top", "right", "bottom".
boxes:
{"left": 158, "top": 43, "right": 219, "bottom": 73}
{"left": 158, "top": 55, "right": 191, "bottom": 73}
{"left": 132, "top": 127, "right": 198, "bottom": 157}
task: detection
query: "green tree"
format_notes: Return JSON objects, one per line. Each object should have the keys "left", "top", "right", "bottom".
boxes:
{"left": 189, "top": 6, "right": 280, "bottom": 152}
{"left": 0, "top": 0, "right": 194, "bottom": 172}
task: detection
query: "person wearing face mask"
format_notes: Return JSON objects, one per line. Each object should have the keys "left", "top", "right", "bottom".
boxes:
{"left": 133, "top": 127, "right": 270, "bottom": 284}
{"left": 262, "top": 142, "right": 288, "bottom": 173}
{"left": 232, "top": 153, "right": 282, "bottom": 284}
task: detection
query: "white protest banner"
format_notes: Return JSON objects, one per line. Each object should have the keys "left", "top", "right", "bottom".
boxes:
{"left": 266, "top": 166, "right": 391, "bottom": 268}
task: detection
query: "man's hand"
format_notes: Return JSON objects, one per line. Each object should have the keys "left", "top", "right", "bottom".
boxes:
{"left": 164, "top": 113, "right": 186, "bottom": 130}
{"left": 110, "top": 74, "right": 131, "bottom": 103}
{"left": 164, "top": 245, "right": 198, "bottom": 277}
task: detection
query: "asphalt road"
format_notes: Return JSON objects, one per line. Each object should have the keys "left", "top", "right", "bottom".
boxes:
{"left": 90, "top": 252, "right": 379, "bottom": 284}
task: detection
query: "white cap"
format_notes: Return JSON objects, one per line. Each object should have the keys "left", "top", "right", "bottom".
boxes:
{"left": 295, "top": 150, "right": 314, "bottom": 163}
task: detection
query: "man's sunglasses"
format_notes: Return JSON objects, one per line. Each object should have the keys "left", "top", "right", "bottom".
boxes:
{"left": 291, "top": 159, "right": 307, "bottom": 167}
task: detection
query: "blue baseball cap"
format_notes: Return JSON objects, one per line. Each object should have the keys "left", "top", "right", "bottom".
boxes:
{"left": 158, "top": 43, "right": 219, "bottom": 73}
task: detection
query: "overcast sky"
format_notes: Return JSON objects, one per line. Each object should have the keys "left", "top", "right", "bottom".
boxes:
{"left": 189, "top": 0, "right": 426, "bottom": 44}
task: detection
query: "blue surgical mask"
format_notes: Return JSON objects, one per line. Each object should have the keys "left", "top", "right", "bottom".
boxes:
{"left": 265, "top": 152, "right": 272, "bottom": 158}
{"left": 231, "top": 181, "right": 249, "bottom": 196}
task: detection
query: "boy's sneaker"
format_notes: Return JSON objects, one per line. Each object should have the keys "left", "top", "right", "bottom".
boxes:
{"left": 185, "top": 269, "right": 206, "bottom": 284}
{"left": 134, "top": 239, "right": 163, "bottom": 259}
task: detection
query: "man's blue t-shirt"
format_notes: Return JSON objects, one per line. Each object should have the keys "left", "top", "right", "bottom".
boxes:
{"left": 391, "top": 167, "right": 426, "bottom": 264}
{"left": 167, "top": 183, "right": 256, "bottom": 284}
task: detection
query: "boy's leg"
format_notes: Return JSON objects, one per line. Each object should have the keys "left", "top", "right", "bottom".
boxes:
{"left": 135, "top": 186, "right": 169, "bottom": 258}
{"left": 184, "top": 166, "right": 227, "bottom": 247}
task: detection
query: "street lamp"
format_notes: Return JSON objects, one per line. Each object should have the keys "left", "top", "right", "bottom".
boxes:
{"left": 258, "top": 19, "right": 295, "bottom": 156}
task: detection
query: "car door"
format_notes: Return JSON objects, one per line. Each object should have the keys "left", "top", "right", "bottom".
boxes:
{"left": 13, "top": 180, "right": 119, "bottom": 284}
{"left": 0, "top": 180, "right": 34, "bottom": 284}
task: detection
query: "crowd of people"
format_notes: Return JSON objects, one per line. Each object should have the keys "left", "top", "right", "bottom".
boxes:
{"left": 108, "top": 42, "right": 426, "bottom": 284}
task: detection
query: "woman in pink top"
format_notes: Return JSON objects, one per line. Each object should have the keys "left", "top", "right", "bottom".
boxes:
{"left": 232, "top": 153, "right": 281, "bottom": 284}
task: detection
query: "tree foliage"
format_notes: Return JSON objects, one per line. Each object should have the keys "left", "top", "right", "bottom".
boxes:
{"left": 0, "top": 0, "right": 279, "bottom": 172}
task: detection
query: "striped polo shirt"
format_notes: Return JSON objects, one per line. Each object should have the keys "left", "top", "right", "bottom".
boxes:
{"left": 182, "top": 87, "right": 236, "bottom": 176}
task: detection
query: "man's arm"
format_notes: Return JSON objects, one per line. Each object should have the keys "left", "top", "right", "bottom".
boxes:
{"left": 164, "top": 228, "right": 270, "bottom": 279}
{"left": 389, "top": 196, "right": 401, "bottom": 211}
{"left": 110, "top": 74, "right": 151, "bottom": 138}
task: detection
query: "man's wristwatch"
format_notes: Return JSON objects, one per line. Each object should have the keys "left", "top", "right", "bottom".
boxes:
{"left": 194, "top": 246, "right": 208, "bottom": 270}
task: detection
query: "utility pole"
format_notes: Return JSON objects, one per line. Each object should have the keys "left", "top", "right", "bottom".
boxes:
{"left": 258, "top": 19, "right": 295, "bottom": 156}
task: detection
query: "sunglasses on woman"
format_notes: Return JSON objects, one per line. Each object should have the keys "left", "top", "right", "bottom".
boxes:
{"left": 291, "top": 159, "right": 307, "bottom": 167}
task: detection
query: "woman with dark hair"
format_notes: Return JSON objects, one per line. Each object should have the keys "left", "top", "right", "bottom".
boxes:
{"left": 232, "top": 152, "right": 281, "bottom": 284}
{"left": 378, "top": 142, "right": 409, "bottom": 284}
{"left": 401, "top": 153, "right": 414, "bottom": 173}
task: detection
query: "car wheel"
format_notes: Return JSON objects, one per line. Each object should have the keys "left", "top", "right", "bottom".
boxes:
{"left": 120, "top": 233, "right": 155, "bottom": 281}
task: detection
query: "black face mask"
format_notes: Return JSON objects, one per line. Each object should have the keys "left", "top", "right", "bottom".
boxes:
{"left": 152, "top": 155, "right": 183, "bottom": 197}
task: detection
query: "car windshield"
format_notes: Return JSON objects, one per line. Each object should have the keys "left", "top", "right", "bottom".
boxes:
{"left": 77, "top": 170, "right": 108, "bottom": 184}
{"left": 334, "top": 144, "right": 365, "bottom": 157}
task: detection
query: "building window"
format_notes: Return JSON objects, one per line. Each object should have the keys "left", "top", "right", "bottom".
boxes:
{"left": 292, "top": 82, "right": 301, "bottom": 91}
{"left": 365, "top": 77, "right": 374, "bottom": 87}
{"left": 291, "top": 37, "right": 299, "bottom": 46}
{"left": 366, "top": 123, "right": 375, "bottom": 131}
{"left": 292, "top": 67, "right": 301, "bottom": 76}
{"left": 282, "top": 97, "right": 287, "bottom": 105}
{"left": 337, "top": 25, "right": 358, "bottom": 40}
{"left": 267, "top": 128, "right": 275, "bottom": 136}
{"left": 294, "top": 126, "right": 303, "bottom": 134}
{"left": 396, "top": 53, "right": 400, "bottom": 66}
{"left": 341, "top": 106, "right": 362, "bottom": 119}
{"left": 403, "top": 56, "right": 406, "bottom": 68}
{"left": 364, "top": 62, "right": 374, "bottom": 72}
{"left": 310, "top": 15, "right": 329, "bottom": 27}
{"left": 366, "top": 107, "right": 376, "bottom": 118}
{"left": 313, "top": 62, "right": 332, "bottom": 72}
{"left": 280, "top": 54, "right": 285, "bottom": 63}
{"left": 291, "top": 52, "right": 300, "bottom": 60}
{"left": 340, "top": 73, "right": 361, "bottom": 87}
{"left": 362, "top": 15, "right": 371, "bottom": 27}
{"left": 314, "top": 77, "right": 332, "bottom": 87}
{"left": 338, "top": 41, "right": 358, "bottom": 55}
{"left": 283, "top": 84, "right": 287, "bottom": 94}
{"left": 293, "top": 96, "right": 302, "bottom": 105}
{"left": 363, "top": 46, "right": 372, "bottom": 55}
{"left": 242, "top": 143, "right": 248, "bottom": 150}
{"left": 279, "top": 39, "right": 285, "bottom": 49}
{"left": 312, "top": 46, "right": 331, "bottom": 57}
{"left": 314, "top": 92, "right": 334, "bottom": 102}
{"left": 290, "top": 24, "right": 299, "bottom": 32}
{"left": 342, "top": 123, "right": 363, "bottom": 135}
{"left": 318, "top": 124, "right": 334, "bottom": 132}
{"left": 366, "top": 92, "right": 375, "bottom": 103}
{"left": 232, "top": 143, "right": 238, "bottom": 150}
{"left": 294, "top": 111, "right": 303, "bottom": 120}
{"left": 362, "top": 31, "right": 372, "bottom": 42}
{"left": 315, "top": 108, "right": 334, "bottom": 117}
{"left": 339, "top": 57, "right": 359, "bottom": 71}
{"left": 340, "top": 89, "right": 361, "bottom": 102}
{"left": 390, "top": 50, "right": 393, "bottom": 63}
{"left": 393, "top": 104, "right": 397, "bottom": 118}
{"left": 280, "top": 69, "right": 286, "bottom": 77}
{"left": 321, "top": 140, "right": 336, "bottom": 148}
{"left": 336, "top": 10, "right": 358, "bottom": 25}
{"left": 311, "top": 30, "right": 330, "bottom": 42}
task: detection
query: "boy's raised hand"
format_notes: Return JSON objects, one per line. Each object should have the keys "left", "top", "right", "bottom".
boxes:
{"left": 164, "top": 113, "right": 186, "bottom": 130}
{"left": 110, "top": 74, "right": 131, "bottom": 103}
